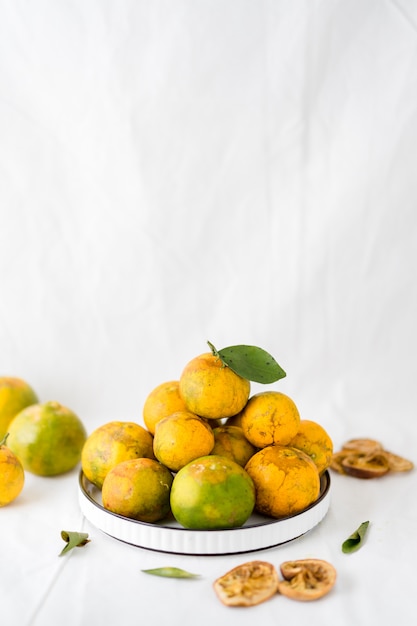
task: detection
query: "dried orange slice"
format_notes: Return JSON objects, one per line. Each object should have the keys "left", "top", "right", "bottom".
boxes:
{"left": 331, "top": 438, "right": 414, "bottom": 478}
{"left": 341, "top": 452, "right": 390, "bottom": 479}
{"left": 213, "top": 560, "right": 279, "bottom": 607}
{"left": 277, "top": 559, "right": 336, "bottom": 601}
{"left": 330, "top": 450, "right": 349, "bottom": 474}
{"left": 342, "top": 438, "right": 383, "bottom": 454}
{"left": 383, "top": 450, "right": 414, "bottom": 472}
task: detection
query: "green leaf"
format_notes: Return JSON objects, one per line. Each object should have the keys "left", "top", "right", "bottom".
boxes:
{"left": 208, "top": 341, "right": 286, "bottom": 384}
{"left": 141, "top": 567, "right": 200, "bottom": 579}
{"left": 59, "top": 531, "right": 90, "bottom": 556}
{"left": 342, "top": 521, "right": 370, "bottom": 553}
{"left": 0, "top": 433, "right": 10, "bottom": 447}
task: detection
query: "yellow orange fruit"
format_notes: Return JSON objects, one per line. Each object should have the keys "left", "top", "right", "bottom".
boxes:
{"left": 142, "top": 380, "right": 188, "bottom": 435}
{"left": 170, "top": 455, "right": 255, "bottom": 529}
{"left": 211, "top": 425, "right": 257, "bottom": 467}
{"left": 102, "top": 457, "right": 173, "bottom": 523}
{"left": 289, "top": 420, "right": 333, "bottom": 475}
{"left": 153, "top": 410, "right": 215, "bottom": 472}
{"left": 81, "top": 421, "right": 154, "bottom": 488}
{"left": 245, "top": 445, "right": 320, "bottom": 518}
{"left": 240, "top": 391, "right": 300, "bottom": 448}
{"left": 0, "top": 433, "right": 25, "bottom": 506}
{"left": 179, "top": 352, "right": 250, "bottom": 420}
{"left": 0, "top": 377, "right": 38, "bottom": 439}
{"left": 7, "top": 401, "right": 87, "bottom": 476}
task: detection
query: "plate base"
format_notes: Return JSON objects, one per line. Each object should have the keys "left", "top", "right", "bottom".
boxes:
{"left": 78, "top": 470, "right": 331, "bottom": 556}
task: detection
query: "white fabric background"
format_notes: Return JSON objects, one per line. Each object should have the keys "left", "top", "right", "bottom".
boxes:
{"left": 1, "top": 1, "right": 417, "bottom": 625}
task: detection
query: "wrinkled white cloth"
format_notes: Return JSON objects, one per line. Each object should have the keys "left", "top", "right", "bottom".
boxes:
{"left": 1, "top": 1, "right": 417, "bottom": 625}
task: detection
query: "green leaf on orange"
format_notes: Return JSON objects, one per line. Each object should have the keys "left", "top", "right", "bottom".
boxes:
{"left": 208, "top": 341, "right": 286, "bottom": 384}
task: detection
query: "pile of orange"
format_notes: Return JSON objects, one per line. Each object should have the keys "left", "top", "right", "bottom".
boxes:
{"left": 79, "top": 348, "right": 333, "bottom": 529}
{"left": 0, "top": 350, "right": 333, "bottom": 522}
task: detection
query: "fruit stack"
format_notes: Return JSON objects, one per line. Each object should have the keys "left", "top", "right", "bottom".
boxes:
{"left": 81, "top": 343, "right": 334, "bottom": 530}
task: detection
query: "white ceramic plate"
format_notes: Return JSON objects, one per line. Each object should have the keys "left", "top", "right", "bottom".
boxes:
{"left": 78, "top": 470, "right": 331, "bottom": 556}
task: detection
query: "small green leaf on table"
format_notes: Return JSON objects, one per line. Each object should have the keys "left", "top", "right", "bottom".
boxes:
{"left": 141, "top": 567, "right": 200, "bottom": 579}
{"left": 208, "top": 341, "right": 286, "bottom": 384}
{"left": 59, "top": 531, "right": 90, "bottom": 556}
{"left": 342, "top": 521, "right": 370, "bottom": 553}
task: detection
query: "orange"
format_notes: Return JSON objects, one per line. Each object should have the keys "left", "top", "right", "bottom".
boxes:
{"left": 102, "top": 457, "right": 173, "bottom": 523}
{"left": 0, "top": 433, "right": 25, "bottom": 506}
{"left": 240, "top": 391, "right": 300, "bottom": 448}
{"left": 7, "top": 401, "right": 87, "bottom": 476}
{"left": 211, "top": 425, "right": 257, "bottom": 467}
{"left": 142, "top": 380, "right": 188, "bottom": 435}
{"left": 153, "top": 410, "right": 215, "bottom": 472}
{"left": 81, "top": 421, "right": 155, "bottom": 489}
{"left": 288, "top": 419, "right": 333, "bottom": 475}
{"left": 0, "top": 377, "right": 38, "bottom": 439}
{"left": 170, "top": 455, "right": 255, "bottom": 529}
{"left": 179, "top": 352, "right": 250, "bottom": 420}
{"left": 245, "top": 445, "right": 320, "bottom": 518}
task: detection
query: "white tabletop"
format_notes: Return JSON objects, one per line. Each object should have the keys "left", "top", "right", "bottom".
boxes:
{"left": 1, "top": 1, "right": 417, "bottom": 624}
{"left": 3, "top": 434, "right": 416, "bottom": 626}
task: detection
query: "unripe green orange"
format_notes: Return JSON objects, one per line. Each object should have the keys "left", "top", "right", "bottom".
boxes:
{"left": 7, "top": 401, "right": 87, "bottom": 476}
{"left": 170, "top": 454, "right": 255, "bottom": 530}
